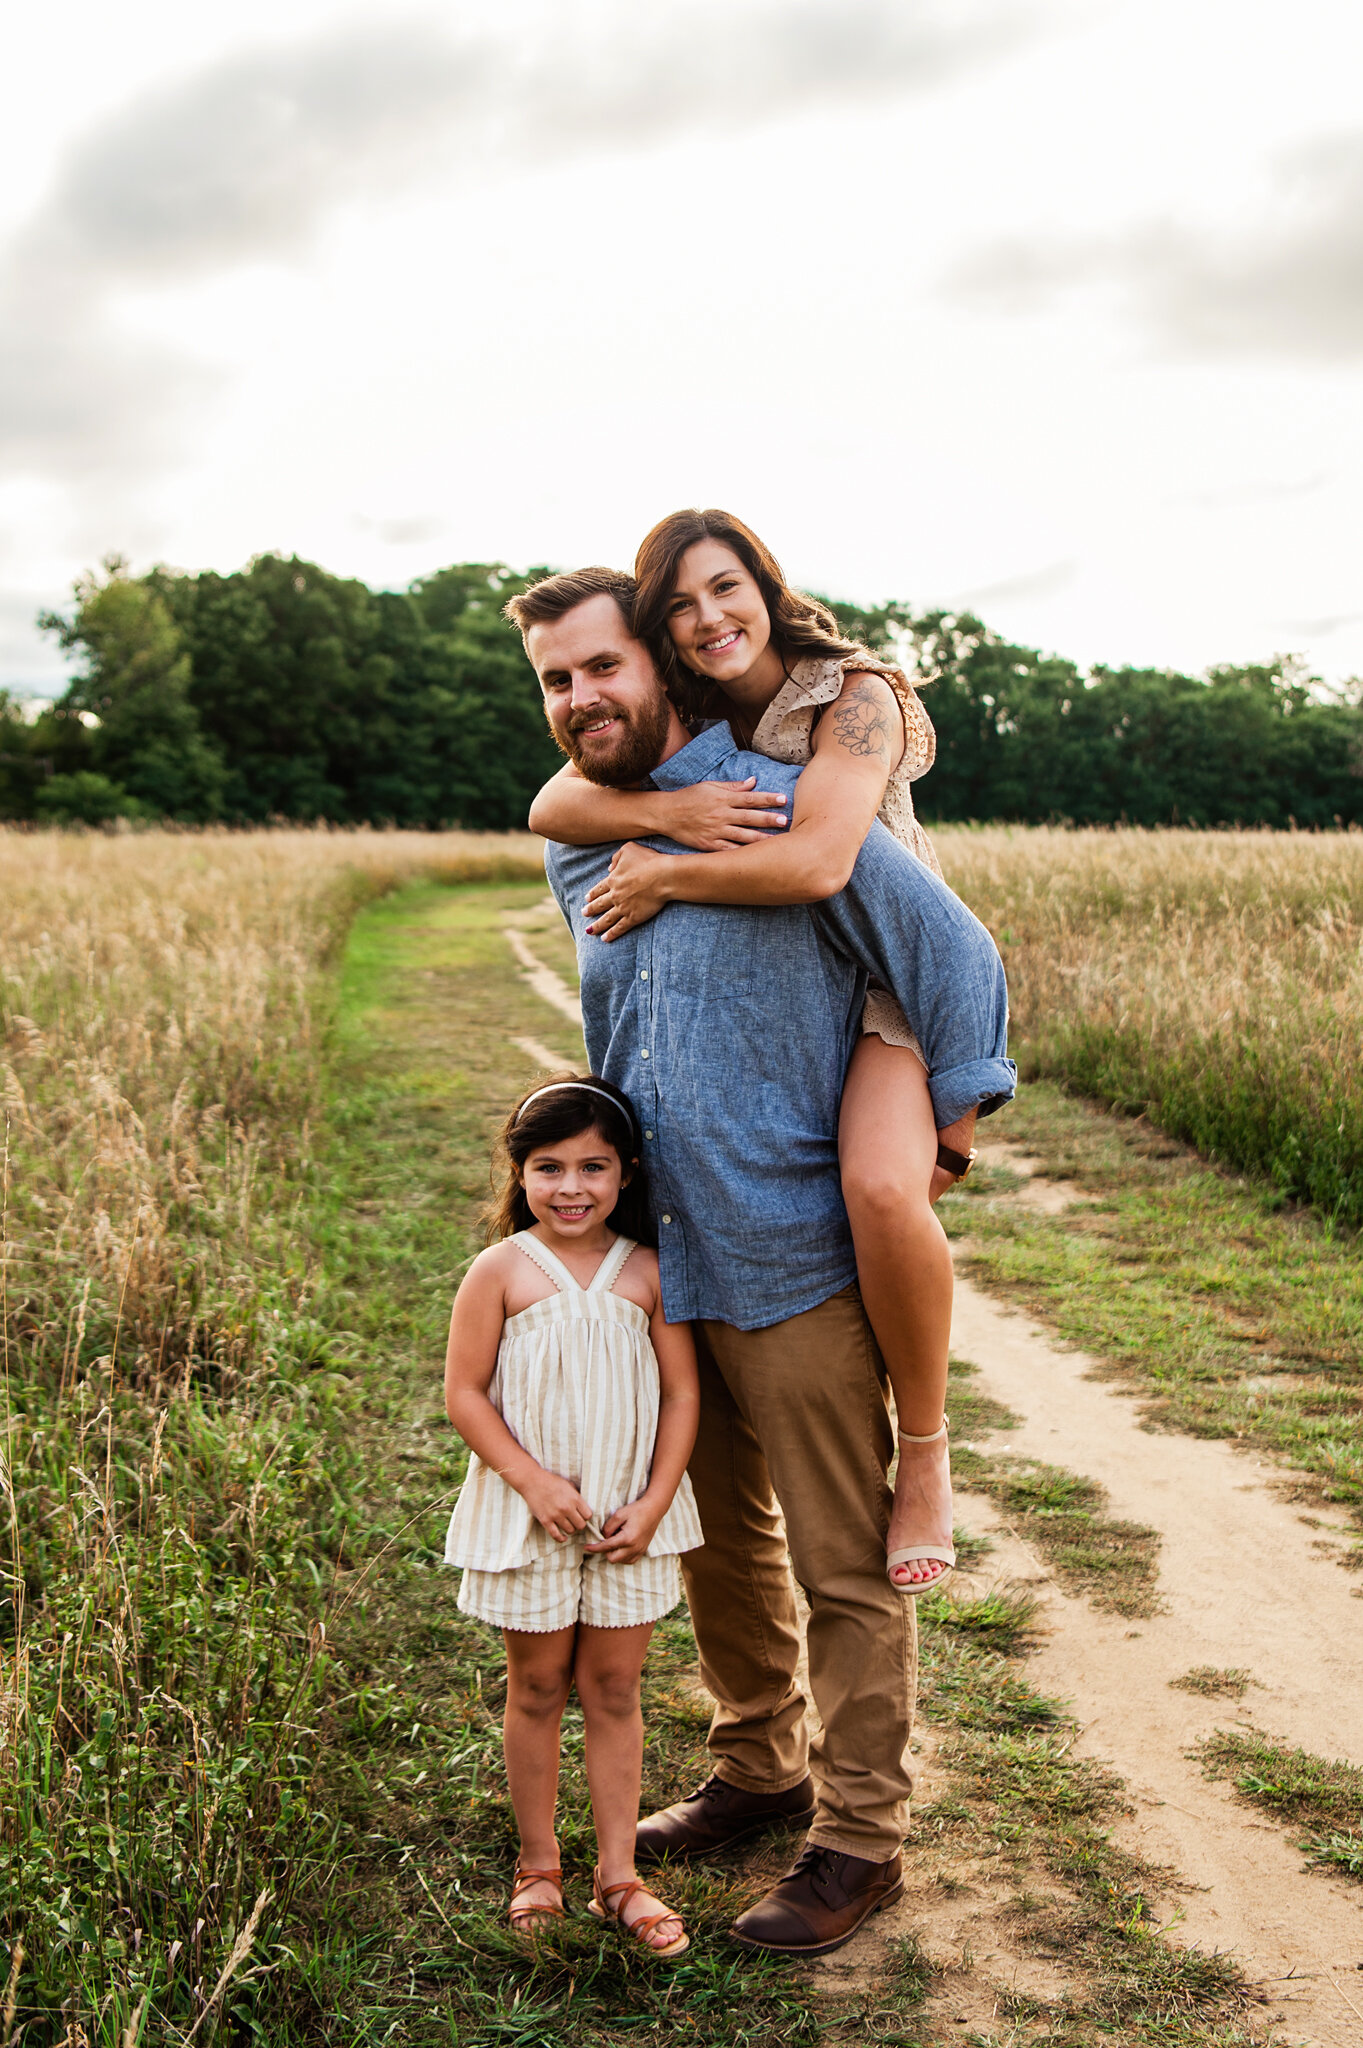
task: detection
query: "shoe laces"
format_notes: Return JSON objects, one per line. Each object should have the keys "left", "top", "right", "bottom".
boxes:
{"left": 788, "top": 1845, "right": 842, "bottom": 1894}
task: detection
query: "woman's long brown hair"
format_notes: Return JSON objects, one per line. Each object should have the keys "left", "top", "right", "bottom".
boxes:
{"left": 633, "top": 507, "right": 870, "bottom": 724}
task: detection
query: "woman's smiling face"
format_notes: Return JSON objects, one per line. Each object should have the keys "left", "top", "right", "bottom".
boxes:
{"left": 665, "top": 539, "right": 772, "bottom": 684}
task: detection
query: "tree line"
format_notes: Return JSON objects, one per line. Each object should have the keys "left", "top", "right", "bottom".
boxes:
{"left": 2, "top": 554, "right": 1359, "bottom": 830}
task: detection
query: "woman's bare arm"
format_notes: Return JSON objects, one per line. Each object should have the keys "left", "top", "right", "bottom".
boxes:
{"left": 528, "top": 760, "right": 787, "bottom": 850}
{"left": 584, "top": 672, "right": 905, "bottom": 935}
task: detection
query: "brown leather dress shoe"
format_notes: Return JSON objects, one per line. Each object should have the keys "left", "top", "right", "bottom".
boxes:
{"left": 635, "top": 1773, "right": 816, "bottom": 1865}
{"left": 730, "top": 1845, "right": 904, "bottom": 1955}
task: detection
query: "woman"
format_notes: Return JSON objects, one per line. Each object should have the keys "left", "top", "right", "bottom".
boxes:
{"left": 528, "top": 508, "right": 965, "bottom": 1594}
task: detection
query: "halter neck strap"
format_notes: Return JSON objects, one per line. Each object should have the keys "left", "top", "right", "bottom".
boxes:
{"left": 511, "top": 1230, "right": 636, "bottom": 1298}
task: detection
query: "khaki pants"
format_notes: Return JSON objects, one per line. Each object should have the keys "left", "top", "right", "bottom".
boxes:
{"left": 680, "top": 1284, "right": 917, "bottom": 1862}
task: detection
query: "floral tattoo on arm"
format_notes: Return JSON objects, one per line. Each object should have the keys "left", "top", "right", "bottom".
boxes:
{"left": 830, "top": 682, "right": 892, "bottom": 764}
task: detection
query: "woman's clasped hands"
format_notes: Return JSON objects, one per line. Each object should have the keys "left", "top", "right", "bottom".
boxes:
{"left": 584, "top": 774, "right": 786, "bottom": 939}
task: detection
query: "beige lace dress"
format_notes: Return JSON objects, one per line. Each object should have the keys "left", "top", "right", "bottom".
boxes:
{"left": 750, "top": 653, "right": 942, "bottom": 1060}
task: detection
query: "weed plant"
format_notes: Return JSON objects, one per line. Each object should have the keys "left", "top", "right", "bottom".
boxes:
{"left": 935, "top": 825, "right": 1363, "bottom": 1227}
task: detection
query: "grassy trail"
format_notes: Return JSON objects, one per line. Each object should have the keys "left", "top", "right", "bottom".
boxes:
{"left": 309, "top": 879, "right": 830, "bottom": 2044}
{"left": 309, "top": 880, "right": 1274, "bottom": 2047}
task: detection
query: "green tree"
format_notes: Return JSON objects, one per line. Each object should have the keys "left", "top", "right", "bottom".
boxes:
{"left": 40, "top": 561, "right": 226, "bottom": 819}
{"left": 0, "top": 690, "right": 40, "bottom": 817}
{"left": 907, "top": 612, "right": 1363, "bottom": 827}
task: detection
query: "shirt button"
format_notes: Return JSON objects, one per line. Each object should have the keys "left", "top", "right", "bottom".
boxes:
{"left": 640, "top": 969, "right": 649, "bottom": 980}
{"left": 644, "top": 1129, "right": 654, "bottom": 1140}
{"left": 661, "top": 1214, "right": 673, "bottom": 1225}
{"left": 640, "top": 1049, "right": 650, "bottom": 1059}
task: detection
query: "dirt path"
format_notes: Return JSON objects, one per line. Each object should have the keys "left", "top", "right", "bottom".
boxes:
{"left": 927, "top": 1145, "right": 1363, "bottom": 2048}
{"left": 501, "top": 921, "right": 1363, "bottom": 2043}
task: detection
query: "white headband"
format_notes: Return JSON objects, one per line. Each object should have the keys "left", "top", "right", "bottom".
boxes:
{"left": 514, "top": 1082, "right": 640, "bottom": 1148}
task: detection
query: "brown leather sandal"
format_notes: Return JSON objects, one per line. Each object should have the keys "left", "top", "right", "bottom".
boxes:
{"left": 588, "top": 1868, "right": 689, "bottom": 1959}
{"left": 508, "top": 1861, "right": 566, "bottom": 1933}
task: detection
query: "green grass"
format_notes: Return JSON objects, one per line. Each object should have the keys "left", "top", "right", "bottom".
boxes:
{"left": 1195, "top": 1729, "right": 1363, "bottom": 1886}
{"left": 260, "top": 880, "right": 845, "bottom": 2043}
{"left": 5, "top": 872, "right": 1285, "bottom": 2044}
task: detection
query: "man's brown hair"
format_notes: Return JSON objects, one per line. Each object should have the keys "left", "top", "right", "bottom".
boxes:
{"left": 502, "top": 566, "right": 637, "bottom": 637}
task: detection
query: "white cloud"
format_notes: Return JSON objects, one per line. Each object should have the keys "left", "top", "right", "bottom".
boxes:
{"left": 0, "top": 0, "right": 1043, "bottom": 486}
{"left": 949, "top": 130, "right": 1363, "bottom": 361}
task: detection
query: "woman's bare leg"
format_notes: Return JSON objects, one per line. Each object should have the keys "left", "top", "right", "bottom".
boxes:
{"left": 574, "top": 1623, "right": 685, "bottom": 1952}
{"left": 502, "top": 1625, "right": 576, "bottom": 1914}
{"left": 839, "top": 1032, "right": 954, "bottom": 1590}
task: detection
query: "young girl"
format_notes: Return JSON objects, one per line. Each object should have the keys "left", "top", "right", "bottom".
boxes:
{"left": 527, "top": 509, "right": 971, "bottom": 1598}
{"left": 443, "top": 1074, "right": 702, "bottom": 1956}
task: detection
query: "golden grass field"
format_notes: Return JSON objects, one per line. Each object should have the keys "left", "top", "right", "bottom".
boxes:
{"left": 936, "top": 825, "right": 1363, "bottom": 1226}
{"left": 2, "top": 821, "right": 1360, "bottom": 2040}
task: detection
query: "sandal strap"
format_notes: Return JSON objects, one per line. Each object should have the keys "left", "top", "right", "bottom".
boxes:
{"left": 596, "top": 1874, "right": 645, "bottom": 1913}
{"left": 628, "top": 1908, "right": 685, "bottom": 1940}
{"left": 593, "top": 1875, "right": 679, "bottom": 1933}
{"left": 595, "top": 1873, "right": 683, "bottom": 1932}
{"left": 511, "top": 1863, "right": 565, "bottom": 1916}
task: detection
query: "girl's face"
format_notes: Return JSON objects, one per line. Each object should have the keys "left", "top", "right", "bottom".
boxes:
{"left": 665, "top": 539, "right": 772, "bottom": 684}
{"left": 518, "top": 1125, "right": 627, "bottom": 1239}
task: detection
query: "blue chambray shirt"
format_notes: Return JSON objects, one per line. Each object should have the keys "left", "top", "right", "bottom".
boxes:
{"left": 544, "top": 721, "right": 1015, "bottom": 1331}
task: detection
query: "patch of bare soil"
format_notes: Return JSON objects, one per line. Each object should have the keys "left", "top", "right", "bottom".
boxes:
{"left": 938, "top": 1144, "right": 1363, "bottom": 2048}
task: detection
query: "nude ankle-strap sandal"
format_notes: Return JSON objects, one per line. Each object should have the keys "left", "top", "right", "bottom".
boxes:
{"left": 508, "top": 1861, "right": 566, "bottom": 1932}
{"left": 887, "top": 1417, "right": 956, "bottom": 1595}
{"left": 588, "top": 1868, "right": 690, "bottom": 1959}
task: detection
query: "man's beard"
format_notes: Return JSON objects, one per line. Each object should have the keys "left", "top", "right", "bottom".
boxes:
{"left": 557, "top": 694, "right": 673, "bottom": 788}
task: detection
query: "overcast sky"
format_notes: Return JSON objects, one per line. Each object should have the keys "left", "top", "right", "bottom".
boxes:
{"left": 3, "top": 0, "right": 1361, "bottom": 695}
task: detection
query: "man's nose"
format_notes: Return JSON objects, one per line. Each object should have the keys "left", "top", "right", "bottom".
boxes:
{"left": 569, "top": 672, "right": 602, "bottom": 710}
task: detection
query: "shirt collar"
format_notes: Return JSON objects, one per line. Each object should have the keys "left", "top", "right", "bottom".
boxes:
{"left": 647, "top": 721, "right": 737, "bottom": 790}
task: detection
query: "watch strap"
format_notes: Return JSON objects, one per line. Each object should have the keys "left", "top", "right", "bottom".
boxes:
{"left": 936, "top": 1142, "right": 977, "bottom": 1180}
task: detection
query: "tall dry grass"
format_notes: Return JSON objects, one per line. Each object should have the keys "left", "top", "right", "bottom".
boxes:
{"left": 936, "top": 825, "right": 1363, "bottom": 1226}
{"left": 1, "top": 827, "right": 542, "bottom": 2038}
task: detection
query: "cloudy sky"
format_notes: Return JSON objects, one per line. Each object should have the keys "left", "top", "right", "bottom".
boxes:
{"left": 3, "top": 0, "right": 1361, "bottom": 695}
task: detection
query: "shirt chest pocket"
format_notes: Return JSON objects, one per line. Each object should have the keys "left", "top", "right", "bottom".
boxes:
{"left": 659, "top": 904, "right": 773, "bottom": 998}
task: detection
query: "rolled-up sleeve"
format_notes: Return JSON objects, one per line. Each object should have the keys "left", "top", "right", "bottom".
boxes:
{"left": 815, "top": 824, "right": 1017, "bottom": 1126}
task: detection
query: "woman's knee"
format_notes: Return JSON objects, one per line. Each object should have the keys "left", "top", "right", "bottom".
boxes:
{"left": 842, "top": 1158, "right": 934, "bottom": 1231}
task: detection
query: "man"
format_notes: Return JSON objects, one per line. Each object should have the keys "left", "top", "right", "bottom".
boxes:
{"left": 506, "top": 566, "right": 1014, "bottom": 1956}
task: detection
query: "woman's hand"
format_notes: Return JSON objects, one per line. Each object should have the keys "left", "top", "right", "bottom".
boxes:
{"left": 585, "top": 843, "right": 675, "bottom": 940}
{"left": 584, "top": 1495, "right": 664, "bottom": 1565}
{"left": 663, "top": 777, "right": 787, "bottom": 851}
{"left": 519, "top": 1468, "right": 597, "bottom": 1543}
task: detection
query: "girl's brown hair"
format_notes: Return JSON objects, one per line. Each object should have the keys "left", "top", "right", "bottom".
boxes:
{"left": 485, "top": 1073, "right": 654, "bottom": 1245}
{"left": 634, "top": 507, "right": 868, "bottom": 723}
